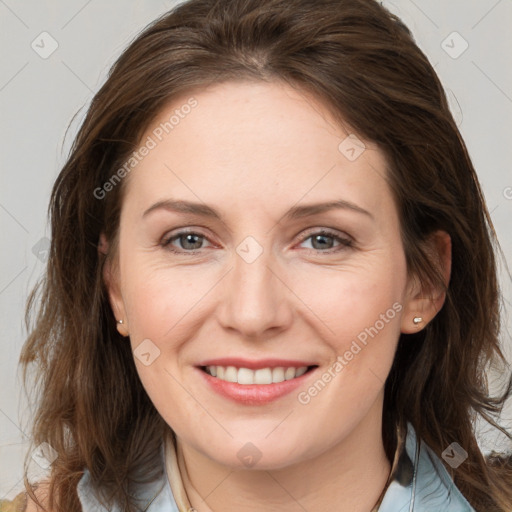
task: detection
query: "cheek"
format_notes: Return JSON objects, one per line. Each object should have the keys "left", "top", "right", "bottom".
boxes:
{"left": 293, "top": 258, "right": 406, "bottom": 338}
{"left": 289, "top": 255, "right": 407, "bottom": 396}
{"left": 121, "top": 257, "right": 212, "bottom": 341}
{"left": 119, "top": 262, "right": 203, "bottom": 413}
{"left": 291, "top": 279, "right": 403, "bottom": 431}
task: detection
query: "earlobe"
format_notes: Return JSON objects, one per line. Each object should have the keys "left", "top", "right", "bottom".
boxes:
{"left": 99, "top": 232, "right": 130, "bottom": 337}
{"left": 400, "top": 230, "right": 452, "bottom": 334}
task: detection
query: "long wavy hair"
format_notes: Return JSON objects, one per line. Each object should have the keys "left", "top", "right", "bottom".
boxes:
{"left": 19, "top": 0, "right": 512, "bottom": 510}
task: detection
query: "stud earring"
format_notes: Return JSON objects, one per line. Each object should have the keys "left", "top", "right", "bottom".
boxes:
{"left": 413, "top": 316, "right": 423, "bottom": 325}
{"left": 117, "top": 319, "right": 124, "bottom": 324}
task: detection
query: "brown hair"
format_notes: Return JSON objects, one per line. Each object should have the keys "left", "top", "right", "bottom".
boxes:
{"left": 19, "top": 0, "right": 512, "bottom": 510}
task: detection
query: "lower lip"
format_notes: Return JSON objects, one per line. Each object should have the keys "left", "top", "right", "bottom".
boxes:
{"left": 196, "top": 367, "right": 316, "bottom": 405}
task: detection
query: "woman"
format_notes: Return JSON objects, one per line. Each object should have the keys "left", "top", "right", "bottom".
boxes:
{"left": 17, "top": 0, "right": 512, "bottom": 510}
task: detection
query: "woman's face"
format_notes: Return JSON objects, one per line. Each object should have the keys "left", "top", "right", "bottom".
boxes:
{"left": 106, "top": 79, "right": 422, "bottom": 469}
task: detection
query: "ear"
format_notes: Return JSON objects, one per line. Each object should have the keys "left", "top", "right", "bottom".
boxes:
{"left": 99, "top": 232, "right": 129, "bottom": 337}
{"left": 400, "top": 230, "right": 452, "bottom": 334}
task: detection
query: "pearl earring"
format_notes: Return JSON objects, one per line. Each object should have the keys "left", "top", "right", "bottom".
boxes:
{"left": 413, "top": 316, "right": 423, "bottom": 325}
{"left": 117, "top": 319, "right": 124, "bottom": 324}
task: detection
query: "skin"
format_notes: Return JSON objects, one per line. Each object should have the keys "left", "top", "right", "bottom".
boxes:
{"left": 102, "top": 79, "right": 451, "bottom": 512}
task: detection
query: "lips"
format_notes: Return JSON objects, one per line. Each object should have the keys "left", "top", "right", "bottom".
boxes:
{"left": 195, "top": 358, "right": 318, "bottom": 405}
{"left": 196, "top": 357, "right": 317, "bottom": 370}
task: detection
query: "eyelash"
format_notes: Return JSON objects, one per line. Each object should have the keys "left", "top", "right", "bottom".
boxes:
{"left": 160, "top": 228, "right": 353, "bottom": 255}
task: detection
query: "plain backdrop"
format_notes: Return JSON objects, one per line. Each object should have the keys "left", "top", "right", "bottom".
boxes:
{"left": 1, "top": 0, "right": 511, "bottom": 500}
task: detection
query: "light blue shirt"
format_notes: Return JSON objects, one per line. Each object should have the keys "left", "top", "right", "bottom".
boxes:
{"left": 77, "top": 422, "right": 475, "bottom": 511}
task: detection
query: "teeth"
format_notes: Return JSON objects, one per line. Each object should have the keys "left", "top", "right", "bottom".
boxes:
{"left": 272, "top": 367, "right": 285, "bottom": 383}
{"left": 285, "top": 367, "right": 296, "bottom": 380}
{"left": 295, "top": 367, "right": 308, "bottom": 377}
{"left": 225, "top": 366, "right": 238, "bottom": 383}
{"left": 205, "top": 365, "right": 309, "bottom": 384}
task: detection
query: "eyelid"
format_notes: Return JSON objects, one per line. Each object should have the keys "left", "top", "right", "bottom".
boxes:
{"left": 161, "top": 226, "right": 354, "bottom": 254}
{"left": 161, "top": 227, "right": 214, "bottom": 250}
{"left": 294, "top": 227, "right": 354, "bottom": 252}
{"left": 296, "top": 227, "right": 353, "bottom": 243}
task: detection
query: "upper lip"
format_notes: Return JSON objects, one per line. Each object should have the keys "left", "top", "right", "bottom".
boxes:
{"left": 197, "top": 358, "right": 318, "bottom": 370}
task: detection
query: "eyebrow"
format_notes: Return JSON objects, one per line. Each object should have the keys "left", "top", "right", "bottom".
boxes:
{"left": 142, "top": 199, "right": 373, "bottom": 221}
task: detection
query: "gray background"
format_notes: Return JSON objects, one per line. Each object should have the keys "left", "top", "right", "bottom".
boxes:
{"left": 1, "top": 0, "right": 511, "bottom": 500}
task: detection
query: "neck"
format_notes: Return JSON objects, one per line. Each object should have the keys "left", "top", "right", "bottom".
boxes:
{"left": 173, "top": 400, "right": 392, "bottom": 512}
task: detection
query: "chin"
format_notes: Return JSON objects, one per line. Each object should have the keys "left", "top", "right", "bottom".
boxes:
{"left": 201, "top": 436, "right": 316, "bottom": 471}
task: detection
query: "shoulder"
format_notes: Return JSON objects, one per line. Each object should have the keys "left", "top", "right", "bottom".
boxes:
{"left": 412, "top": 434, "right": 476, "bottom": 510}
{"left": 0, "top": 483, "right": 49, "bottom": 512}
{"left": 0, "top": 490, "right": 26, "bottom": 512}
{"left": 24, "top": 481, "right": 51, "bottom": 512}
{"left": 378, "top": 423, "right": 476, "bottom": 511}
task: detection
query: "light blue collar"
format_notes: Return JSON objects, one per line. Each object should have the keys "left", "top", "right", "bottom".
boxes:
{"left": 378, "top": 422, "right": 475, "bottom": 511}
{"left": 77, "top": 422, "right": 475, "bottom": 511}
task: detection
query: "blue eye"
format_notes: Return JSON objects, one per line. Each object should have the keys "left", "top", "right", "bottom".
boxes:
{"left": 161, "top": 229, "right": 353, "bottom": 254}
{"left": 162, "top": 231, "right": 208, "bottom": 252}
{"left": 298, "top": 230, "right": 353, "bottom": 253}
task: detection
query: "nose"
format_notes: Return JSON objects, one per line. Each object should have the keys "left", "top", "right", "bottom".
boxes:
{"left": 216, "top": 245, "right": 294, "bottom": 339}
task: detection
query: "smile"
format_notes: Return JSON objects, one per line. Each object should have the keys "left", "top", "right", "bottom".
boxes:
{"left": 196, "top": 360, "right": 319, "bottom": 405}
{"left": 202, "top": 365, "right": 313, "bottom": 384}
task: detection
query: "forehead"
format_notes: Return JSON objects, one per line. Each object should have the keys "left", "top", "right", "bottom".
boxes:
{"left": 121, "top": 79, "right": 393, "bottom": 219}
